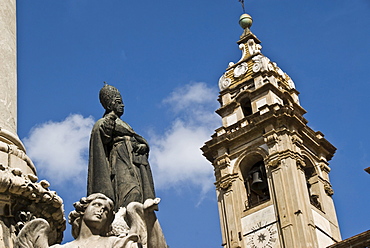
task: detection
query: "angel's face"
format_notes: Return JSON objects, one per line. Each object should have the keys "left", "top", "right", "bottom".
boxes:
{"left": 83, "top": 198, "right": 111, "bottom": 231}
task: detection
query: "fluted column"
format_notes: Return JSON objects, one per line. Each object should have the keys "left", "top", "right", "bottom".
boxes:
{"left": 0, "top": 0, "right": 17, "bottom": 135}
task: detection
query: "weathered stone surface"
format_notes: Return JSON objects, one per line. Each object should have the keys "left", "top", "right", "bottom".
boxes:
{"left": 0, "top": 163, "right": 65, "bottom": 244}
{"left": 14, "top": 193, "right": 167, "bottom": 248}
{"left": 87, "top": 84, "right": 155, "bottom": 211}
{"left": 202, "top": 14, "right": 341, "bottom": 248}
{"left": 0, "top": 2, "right": 67, "bottom": 247}
{"left": 0, "top": 0, "right": 17, "bottom": 135}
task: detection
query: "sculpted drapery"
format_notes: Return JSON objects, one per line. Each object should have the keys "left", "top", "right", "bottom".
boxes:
{"left": 87, "top": 84, "right": 155, "bottom": 210}
{"left": 14, "top": 85, "right": 166, "bottom": 248}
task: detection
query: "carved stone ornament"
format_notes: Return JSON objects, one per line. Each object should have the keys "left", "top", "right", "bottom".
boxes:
{"left": 218, "top": 73, "right": 231, "bottom": 91}
{"left": 237, "top": 43, "right": 247, "bottom": 63}
{"left": 271, "top": 62, "right": 296, "bottom": 90}
{"left": 296, "top": 160, "right": 306, "bottom": 170}
{"left": 267, "top": 160, "right": 280, "bottom": 169}
{"left": 216, "top": 157, "right": 231, "bottom": 167}
{"left": 274, "top": 62, "right": 286, "bottom": 79}
{"left": 264, "top": 133, "right": 278, "bottom": 147}
{"left": 287, "top": 79, "right": 296, "bottom": 89}
{"left": 15, "top": 211, "right": 36, "bottom": 235}
{"left": 219, "top": 179, "right": 233, "bottom": 190}
{"left": 324, "top": 183, "right": 334, "bottom": 196}
{"left": 247, "top": 39, "right": 262, "bottom": 56}
{"left": 14, "top": 194, "right": 167, "bottom": 248}
{"left": 252, "top": 55, "right": 274, "bottom": 73}
{"left": 233, "top": 62, "right": 248, "bottom": 78}
{"left": 0, "top": 163, "right": 65, "bottom": 244}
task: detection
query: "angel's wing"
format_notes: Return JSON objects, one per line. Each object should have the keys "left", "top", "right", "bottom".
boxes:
{"left": 14, "top": 218, "right": 51, "bottom": 248}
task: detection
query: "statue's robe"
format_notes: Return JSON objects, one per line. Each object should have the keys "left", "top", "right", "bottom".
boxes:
{"left": 87, "top": 117, "right": 155, "bottom": 210}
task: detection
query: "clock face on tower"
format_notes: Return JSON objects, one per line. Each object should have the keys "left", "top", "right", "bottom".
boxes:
{"left": 246, "top": 222, "right": 279, "bottom": 248}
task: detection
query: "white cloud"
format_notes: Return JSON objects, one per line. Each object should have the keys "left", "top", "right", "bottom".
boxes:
{"left": 163, "top": 82, "right": 216, "bottom": 113}
{"left": 149, "top": 82, "right": 220, "bottom": 193}
{"left": 23, "top": 114, "right": 94, "bottom": 186}
{"left": 22, "top": 82, "right": 221, "bottom": 196}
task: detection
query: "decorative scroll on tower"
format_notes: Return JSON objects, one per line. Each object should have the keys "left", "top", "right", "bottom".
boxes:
{"left": 202, "top": 14, "right": 341, "bottom": 248}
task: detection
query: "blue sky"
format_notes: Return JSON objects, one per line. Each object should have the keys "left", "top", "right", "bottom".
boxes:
{"left": 16, "top": 1, "right": 370, "bottom": 247}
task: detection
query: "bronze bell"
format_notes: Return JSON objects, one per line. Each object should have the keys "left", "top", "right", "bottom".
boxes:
{"left": 251, "top": 171, "right": 265, "bottom": 191}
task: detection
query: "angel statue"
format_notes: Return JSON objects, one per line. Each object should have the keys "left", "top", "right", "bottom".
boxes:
{"left": 14, "top": 193, "right": 166, "bottom": 248}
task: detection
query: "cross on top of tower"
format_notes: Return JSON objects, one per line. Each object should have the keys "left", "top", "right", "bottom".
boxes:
{"left": 238, "top": 0, "right": 246, "bottom": 13}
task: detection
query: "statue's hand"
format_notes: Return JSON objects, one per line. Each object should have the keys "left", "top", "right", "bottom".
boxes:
{"left": 103, "top": 111, "right": 118, "bottom": 131}
{"left": 106, "top": 111, "right": 118, "bottom": 121}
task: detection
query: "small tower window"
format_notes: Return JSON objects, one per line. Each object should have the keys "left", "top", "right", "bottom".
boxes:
{"left": 241, "top": 98, "right": 252, "bottom": 117}
{"left": 242, "top": 160, "right": 270, "bottom": 209}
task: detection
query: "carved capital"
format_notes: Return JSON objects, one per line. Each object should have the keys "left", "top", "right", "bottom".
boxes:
{"left": 219, "top": 180, "right": 233, "bottom": 191}
{"left": 291, "top": 133, "right": 303, "bottom": 147}
{"left": 265, "top": 159, "right": 280, "bottom": 169}
{"left": 216, "top": 174, "right": 239, "bottom": 191}
{"left": 264, "top": 132, "right": 278, "bottom": 147}
{"left": 216, "top": 156, "right": 231, "bottom": 167}
{"left": 319, "top": 162, "right": 331, "bottom": 174}
{"left": 324, "top": 182, "right": 334, "bottom": 196}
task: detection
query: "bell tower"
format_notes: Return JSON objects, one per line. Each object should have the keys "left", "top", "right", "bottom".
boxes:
{"left": 202, "top": 14, "right": 341, "bottom": 248}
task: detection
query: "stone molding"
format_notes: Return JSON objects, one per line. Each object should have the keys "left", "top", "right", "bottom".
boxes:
{"left": 0, "top": 127, "right": 36, "bottom": 175}
{"left": 215, "top": 173, "right": 239, "bottom": 191}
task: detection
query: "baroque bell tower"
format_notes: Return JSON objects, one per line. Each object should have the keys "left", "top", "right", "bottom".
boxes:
{"left": 202, "top": 14, "right": 341, "bottom": 248}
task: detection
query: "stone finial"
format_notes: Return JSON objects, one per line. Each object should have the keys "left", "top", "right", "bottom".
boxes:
{"left": 239, "top": 13, "right": 253, "bottom": 30}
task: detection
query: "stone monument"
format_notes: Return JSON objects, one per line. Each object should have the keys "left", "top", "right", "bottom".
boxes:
{"left": 13, "top": 84, "right": 167, "bottom": 248}
{"left": 0, "top": 0, "right": 65, "bottom": 247}
{"left": 87, "top": 83, "right": 167, "bottom": 247}
{"left": 2, "top": 1, "right": 165, "bottom": 246}
{"left": 87, "top": 84, "right": 156, "bottom": 210}
{"left": 15, "top": 193, "right": 163, "bottom": 248}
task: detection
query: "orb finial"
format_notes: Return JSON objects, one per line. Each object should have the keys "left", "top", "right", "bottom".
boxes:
{"left": 239, "top": 13, "right": 253, "bottom": 30}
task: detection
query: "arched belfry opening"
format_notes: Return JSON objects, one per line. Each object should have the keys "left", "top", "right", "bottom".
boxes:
{"left": 240, "top": 155, "right": 270, "bottom": 209}
{"left": 240, "top": 97, "right": 253, "bottom": 117}
{"left": 303, "top": 157, "right": 321, "bottom": 210}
